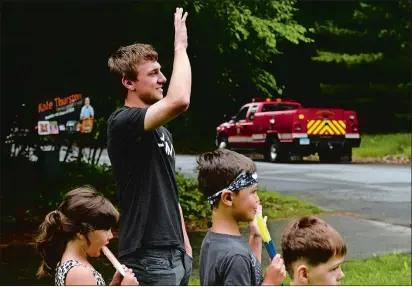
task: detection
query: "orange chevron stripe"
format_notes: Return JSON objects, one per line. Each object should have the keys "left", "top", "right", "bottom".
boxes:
{"left": 307, "top": 120, "right": 322, "bottom": 134}
{"left": 307, "top": 120, "right": 316, "bottom": 129}
{"left": 312, "top": 120, "right": 326, "bottom": 135}
{"left": 333, "top": 120, "right": 346, "bottom": 134}
{"left": 318, "top": 125, "right": 334, "bottom": 135}
{"left": 327, "top": 120, "right": 341, "bottom": 135}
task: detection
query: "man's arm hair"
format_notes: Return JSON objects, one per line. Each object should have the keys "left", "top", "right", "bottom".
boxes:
{"left": 144, "top": 48, "right": 191, "bottom": 131}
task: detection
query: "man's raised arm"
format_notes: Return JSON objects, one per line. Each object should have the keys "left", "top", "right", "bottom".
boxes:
{"left": 144, "top": 7, "right": 191, "bottom": 131}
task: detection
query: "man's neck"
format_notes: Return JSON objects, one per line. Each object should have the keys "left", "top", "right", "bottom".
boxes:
{"left": 211, "top": 210, "right": 241, "bottom": 236}
{"left": 124, "top": 92, "right": 149, "bottom": 108}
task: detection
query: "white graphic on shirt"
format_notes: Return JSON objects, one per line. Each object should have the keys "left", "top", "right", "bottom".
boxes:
{"left": 157, "top": 132, "right": 175, "bottom": 157}
{"left": 158, "top": 133, "right": 165, "bottom": 147}
{"left": 251, "top": 253, "right": 263, "bottom": 285}
{"left": 251, "top": 256, "right": 256, "bottom": 267}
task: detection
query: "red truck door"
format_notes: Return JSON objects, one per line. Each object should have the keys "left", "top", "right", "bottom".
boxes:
{"left": 229, "top": 105, "right": 250, "bottom": 149}
{"left": 239, "top": 104, "right": 259, "bottom": 148}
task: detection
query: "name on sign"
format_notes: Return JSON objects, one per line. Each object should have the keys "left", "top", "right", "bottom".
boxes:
{"left": 38, "top": 94, "right": 83, "bottom": 113}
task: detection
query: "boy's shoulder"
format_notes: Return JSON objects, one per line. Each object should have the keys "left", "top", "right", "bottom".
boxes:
{"left": 201, "top": 231, "right": 256, "bottom": 265}
{"left": 200, "top": 231, "right": 263, "bottom": 286}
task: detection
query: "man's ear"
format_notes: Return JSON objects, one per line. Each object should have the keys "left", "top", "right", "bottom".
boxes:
{"left": 220, "top": 190, "right": 233, "bottom": 207}
{"left": 296, "top": 264, "right": 309, "bottom": 285}
{"left": 121, "top": 77, "right": 136, "bottom": 91}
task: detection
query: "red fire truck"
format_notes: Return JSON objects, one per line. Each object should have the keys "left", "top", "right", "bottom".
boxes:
{"left": 216, "top": 98, "right": 361, "bottom": 163}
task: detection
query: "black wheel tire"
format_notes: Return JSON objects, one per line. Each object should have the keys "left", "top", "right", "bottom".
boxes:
{"left": 319, "top": 150, "right": 341, "bottom": 163}
{"left": 340, "top": 148, "right": 353, "bottom": 163}
{"left": 217, "top": 134, "right": 229, "bottom": 149}
{"left": 264, "top": 137, "right": 285, "bottom": 163}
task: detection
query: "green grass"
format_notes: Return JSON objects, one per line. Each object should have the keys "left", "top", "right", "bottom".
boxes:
{"left": 258, "top": 190, "right": 324, "bottom": 220}
{"left": 341, "top": 253, "right": 411, "bottom": 285}
{"left": 354, "top": 133, "right": 411, "bottom": 159}
{"left": 189, "top": 253, "right": 411, "bottom": 285}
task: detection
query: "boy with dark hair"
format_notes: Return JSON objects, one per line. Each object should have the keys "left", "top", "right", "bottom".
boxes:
{"left": 197, "top": 149, "right": 286, "bottom": 286}
{"left": 281, "top": 216, "right": 347, "bottom": 285}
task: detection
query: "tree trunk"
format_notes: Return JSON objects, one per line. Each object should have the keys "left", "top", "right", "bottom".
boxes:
{"left": 91, "top": 147, "right": 98, "bottom": 166}
{"left": 95, "top": 148, "right": 104, "bottom": 166}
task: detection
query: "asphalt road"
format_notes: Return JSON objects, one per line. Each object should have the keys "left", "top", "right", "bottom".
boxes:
{"left": 175, "top": 155, "right": 412, "bottom": 227}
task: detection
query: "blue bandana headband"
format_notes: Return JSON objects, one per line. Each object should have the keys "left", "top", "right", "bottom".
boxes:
{"left": 206, "top": 171, "right": 258, "bottom": 205}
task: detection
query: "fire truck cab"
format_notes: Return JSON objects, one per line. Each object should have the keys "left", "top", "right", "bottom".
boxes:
{"left": 216, "top": 98, "right": 361, "bottom": 163}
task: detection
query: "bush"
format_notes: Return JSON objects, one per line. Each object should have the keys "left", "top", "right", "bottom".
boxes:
{"left": 2, "top": 158, "right": 117, "bottom": 238}
{"left": 2, "top": 159, "right": 210, "bottom": 238}
{"left": 176, "top": 170, "right": 211, "bottom": 220}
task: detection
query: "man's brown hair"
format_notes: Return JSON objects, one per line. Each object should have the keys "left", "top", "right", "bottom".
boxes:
{"left": 108, "top": 43, "right": 158, "bottom": 81}
{"left": 196, "top": 149, "right": 257, "bottom": 207}
{"left": 281, "top": 216, "right": 347, "bottom": 279}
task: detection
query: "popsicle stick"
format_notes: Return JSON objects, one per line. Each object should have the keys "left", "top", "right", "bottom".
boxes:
{"left": 102, "top": 246, "right": 126, "bottom": 276}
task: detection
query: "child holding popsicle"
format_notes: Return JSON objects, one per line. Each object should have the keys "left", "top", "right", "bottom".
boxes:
{"left": 196, "top": 149, "right": 286, "bottom": 286}
{"left": 35, "top": 186, "right": 138, "bottom": 286}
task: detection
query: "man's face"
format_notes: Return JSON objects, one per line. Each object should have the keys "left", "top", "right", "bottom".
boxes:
{"left": 133, "top": 61, "right": 167, "bottom": 105}
{"left": 232, "top": 184, "right": 259, "bottom": 222}
{"left": 299, "top": 256, "right": 345, "bottom": 285}
{"left": 85, "top": 99, "right": 90, "bottom": 107}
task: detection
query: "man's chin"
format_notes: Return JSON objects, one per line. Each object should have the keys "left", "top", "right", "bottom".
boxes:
{"left": 154, "top": 92, "right": 164, "bottom": 101}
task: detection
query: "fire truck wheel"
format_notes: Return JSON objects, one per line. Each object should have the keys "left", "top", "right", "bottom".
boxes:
{"left": 264, "top": 137, "right": 284, "bottom": 163}
{"left": 217, "top": 134, "right": 229, "bottom": 149}
{"left": 319, "top": 150, "right": 341, "bottom": 163}
{"left": 340, "top": 148, "right": 353, "bottom": 163}
{"left": 319, "top": 148, "right": 352, "bottom": 163}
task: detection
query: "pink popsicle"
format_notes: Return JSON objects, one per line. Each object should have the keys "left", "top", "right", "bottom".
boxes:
{"left": 102, "top": 246, "right": 126, "bottom": 276}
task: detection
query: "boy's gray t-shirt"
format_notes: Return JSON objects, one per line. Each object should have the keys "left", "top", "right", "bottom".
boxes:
{"left": 199, "top": 230, "right": 264, "bottom": 286}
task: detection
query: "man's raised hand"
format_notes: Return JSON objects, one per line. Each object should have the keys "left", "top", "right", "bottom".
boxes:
{"left": 174, "top": 7, "right": 188, "bottom": 51}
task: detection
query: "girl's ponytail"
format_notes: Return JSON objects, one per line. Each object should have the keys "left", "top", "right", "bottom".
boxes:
{"left": 35, "top": 210, "right": 67, "bottom": 278}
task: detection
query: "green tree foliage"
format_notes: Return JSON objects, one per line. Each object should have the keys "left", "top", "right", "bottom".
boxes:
{"left": 169, "top": 0, "right": 313, "bottom": 147}
{"left": 279, "top": 0, "right": 411, "bottom": 133}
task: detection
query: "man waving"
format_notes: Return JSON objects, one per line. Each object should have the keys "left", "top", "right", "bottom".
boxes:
{"left": 107, "top": 7, "right": 192, "bottom": 285}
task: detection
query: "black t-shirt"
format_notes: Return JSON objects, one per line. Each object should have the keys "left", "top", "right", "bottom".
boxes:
{"left": 199, "top": 231, "right": 264, "bottom": 286}
{"left": 107, "top": 106, "right": 184, "bottom": 257}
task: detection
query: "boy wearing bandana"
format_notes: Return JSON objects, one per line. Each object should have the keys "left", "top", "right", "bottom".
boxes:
{"left": 196, "top": 149, "right": 286, "bottom": 286}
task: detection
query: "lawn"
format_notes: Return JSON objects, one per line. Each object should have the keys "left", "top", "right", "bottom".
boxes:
{"left": 189, "top": 253, "right": 411, "bottom": 285}
{"left": 257, "top": 190, "right": 324, "bottom": 220}
{"left": 354, "top": 133, "right": 411, "bottom": 159}
{"left": 340, "top": 253, "right": 411, "bottom": 285}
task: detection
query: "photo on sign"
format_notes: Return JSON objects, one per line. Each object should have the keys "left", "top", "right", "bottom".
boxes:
{"left": 38, "top": 121, "right": 50, "bottom": 135}
{"left": 79, "top": 97, "right": 94, "bottom": 133}
{"left": 49, "top": 121, "right": 59, "bottom": 134}
{"left": 37, "top": 94, "right": 96, "bottom": 135}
